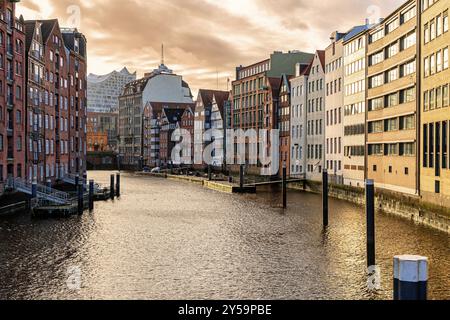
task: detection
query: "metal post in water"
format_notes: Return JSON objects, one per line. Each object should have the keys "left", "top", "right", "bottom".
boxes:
{"left": 110, "top": 174, "right": 115, "bottom": 200}
{"left": 89, "top": 180, "right": 94, "bottom": 212}
{"left": 46, "top": 179, "right": 52, "bottom": 190}
{"left": 366, "top": 179, "right": 375, "bottom": 268}
{"left": 77, "top": 180, "right": 84, "bottom": 215}
{"left": 75, "top": 174, "right": 79, "bottom": 188}
{"left": 394, "top": 255, "right": 428, "bottom": 300}
{"left": 322, "top": 169, "right": 329, "bottom": 227}
{"left": 282, "top": 164, "right": 287, "bottom": 209}
{"left": 208, "top": 165, "right": 212, "bottom": 181}
{"left": 116, "top": 173, "right": 121, "bottom": 198}
{"left": 239, "top": 164, "right": 244, "bottom": 189}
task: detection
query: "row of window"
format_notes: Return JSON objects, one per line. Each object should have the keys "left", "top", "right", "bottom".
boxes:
{"left": 238, "top": 63, "right": 269, "bottom": 80}
{"left": 0, "top": 31, "right": 24, "bottom": 55}
{"left": 344, "top": 58, "right": 365, "bottom": 76}
{"left": 368, "top": 86, "right": 416, "bottom": 111}
{"left": 325, "top": 57, "right": 343, "bottom": 74}
{"left": 369, "top": 31, "right": 416, "bottom": 66}
{"left": 423, "top": 83, "right": 449, "bottom": 111}
{"left": 368, "top": 115, "right": 416, "bottom": 133}
{"left": 307, "top": 144, "right": 323, "bottom": 160}
{"left": 326, "top": 160, "right": 342, "bottom": 172}
{"left": 308, "top": 78, "right": 324, "bottom": 94}
{"left": 344, "top": 124, "right": 365, "bottom": 136}
{"left": 369, "top": 5, "right": 416, "bottom": 44}
{"left": 326, "top": 137, "right": 342, "bottom": 155}
{"left": 307, "top": 119, "right": 323, "bottom": 136}
{"left": 422, "top": 0, "right": 440, "bottom": 12}
{"left": 326, "top": 78, "right": 342, "bottom": 96}
{"left": 0, "top": 134, "right": 22, "bottom": 152}
{"left": 344, "top": 101, "right": 365, "bottom": 116}
{"left": 326, "top": 107, "right": 342, "bottom": 126}
{"left": 344, "top": 145, "right": 365, "bottom": 157}
{"left": 344, "top": 36, "right": 365, "bottom": 56}
{"left": 368, "top": 142, "right": 415, "bottom": 156}
{"left": 307, "top": 97, "right": 323, "bottom": 113}
{"left": 423, "top": 9, "right": 448, "bottom": 44}
{"left": 369, "top": 60, "right": 416, "bottom": 89}
{"left": 423, "top": 46, "right": 449, "bottom": 77}
{"left": 423, "top": 121, "right": 449, "bottom": 172}
{"left": 345, "top": 79, "right": 365, "bottom": 96}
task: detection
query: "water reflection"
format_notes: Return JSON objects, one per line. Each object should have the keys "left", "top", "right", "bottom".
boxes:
{"left": 0, "top": 171, "right": 448, "bottom": 300}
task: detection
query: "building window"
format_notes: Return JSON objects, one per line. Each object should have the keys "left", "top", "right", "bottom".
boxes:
{"left": 424, "top": 124, "right": 428, "bottom": 167}
{"left": 443, "top": 121, "right": 448, "bottom": 169}
{"left": 444, "top": 47, "right": 449, "bottom": 69}
{"left": 17, "top": 136, "right": 22, "bottom": 151}
{"left": 443, "top": 85, "right": 449, "bottom": 107}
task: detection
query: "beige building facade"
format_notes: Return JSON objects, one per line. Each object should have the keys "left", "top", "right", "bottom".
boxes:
{"left": 420, "top": 0, "right": 450, "bottom": 205}
{"left": 366, "top": 0, "right": 419, "bottom": 195}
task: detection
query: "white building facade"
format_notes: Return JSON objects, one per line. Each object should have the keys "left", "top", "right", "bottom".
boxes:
{"left": 325, "top": 32, "right": 346, "bottom": 184}
{"left": 118, "top": 63, "right": 193, "bottom": 167}
{"left": 290, "top": 65, "right": 308, "bottom": 176}
{"left": 343, "top": 26, "right": 369, "bottom": 187}
{"left": 306, "top": 51, "right": 326, "bottom": 181}
{"left": 88, "top": 67, "right": 136, "bottom": 113}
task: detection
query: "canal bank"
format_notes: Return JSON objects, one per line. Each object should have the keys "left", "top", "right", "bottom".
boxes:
{"left": 289, "top": 181, "right": 450, "bottom": 235}
{"left": 136, "top": 171, "right": 450, "bottom": 234}
{"left": 136, "top": 172, "right": 256, "bottom": 194}
{"left": 1, "top": 171, "right": 448, "bottom": 300}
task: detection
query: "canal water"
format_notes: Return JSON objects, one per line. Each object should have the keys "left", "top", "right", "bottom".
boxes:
{"left": 0, "top": 171, "right": 448, "bottom": 300}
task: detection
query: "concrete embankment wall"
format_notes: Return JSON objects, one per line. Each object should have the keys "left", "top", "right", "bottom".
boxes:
{"left": 290, "top": 181, "right": 450, "bottom": 234}
{"left": 137, "top": 172, "right": 450, "bottom": 234}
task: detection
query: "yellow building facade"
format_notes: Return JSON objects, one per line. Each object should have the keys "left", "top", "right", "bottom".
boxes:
{"left": 420, "top": 0, "right": 450, "bottom": 206}
{"left": 366, "top": 0, "right": 419, "bottom": 195}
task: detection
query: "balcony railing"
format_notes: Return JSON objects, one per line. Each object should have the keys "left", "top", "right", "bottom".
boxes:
{"left": 6, "top": 44, "right": 13, "bottom": 56}
{"left": 7, "top": 71, "right": 14, "bottom": 82}
{"left": 31, "top": 50, "right": 42, "bottom": 60}
{"left": 7, "top": 94, "right": 13, "bottom": 106}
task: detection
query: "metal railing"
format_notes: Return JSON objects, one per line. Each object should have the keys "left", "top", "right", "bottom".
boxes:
{"left": 7, "top": 177, "right": 70, "bottom": 205}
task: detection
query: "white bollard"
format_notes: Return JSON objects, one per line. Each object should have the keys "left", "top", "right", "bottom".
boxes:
{"left": 393, "top": 255, "right": 428, "bottom": 300}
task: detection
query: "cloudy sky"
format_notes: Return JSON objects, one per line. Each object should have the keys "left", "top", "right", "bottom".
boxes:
{"left": 17, "top": 0, "right": 405, "bottom": 93}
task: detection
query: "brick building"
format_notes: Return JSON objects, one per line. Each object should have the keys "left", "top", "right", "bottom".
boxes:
{"left": 159, "top": 108, "right": 185, "bottom": 166}
{"left": 0, "top": 1, "right": 26, "bottom": 183}
{"left": 278, "top": 74, "right": 292, "bottom": 176}
{"left": 231, "top": 51, "right": 313, "bottom": 175}
{"left": 22, "top": 20, "right": 87, "bottom": 184}
{"left": 62, "top": 27, "right": 88, "bottom": 176}
{"left": 86, "top": 111, "right": 118, "bottom": 151}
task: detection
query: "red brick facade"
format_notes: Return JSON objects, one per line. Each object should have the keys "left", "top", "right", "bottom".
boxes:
{"left": 0, "top": 1, "right": 26, "bottom": 182}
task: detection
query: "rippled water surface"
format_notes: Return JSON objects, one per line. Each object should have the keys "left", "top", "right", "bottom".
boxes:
{"left": 0, "top": 171, "right": 449, "bottom": 300}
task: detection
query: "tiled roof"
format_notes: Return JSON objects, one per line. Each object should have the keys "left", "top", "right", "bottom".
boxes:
{"left": 161, "top": 108, "right": 186, "bottom": 124}
{"left": 38, "top": 19, "right": 58, "bottom": 43}
{"left": 198, "top": 89, "right": 229, "bottom": 108}
{"left": 24, "top": 21, "right": 37, "bottom": 53}
{"left": 146, "top": 102, "right": 194, "bottom": 118}
{"left": 316, "top": 50, "right": 326, "bottom": 71}
{"left": 343, "top": 25, "right": 370, "bottom": 42}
